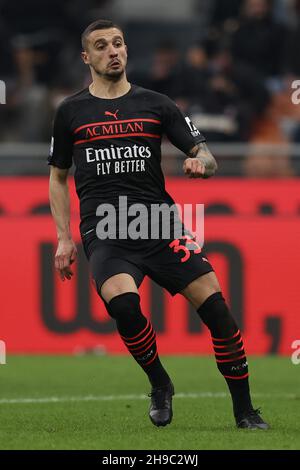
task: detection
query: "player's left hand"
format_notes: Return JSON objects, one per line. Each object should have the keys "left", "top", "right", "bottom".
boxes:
{"left": 183, "top": 158, "right": 206, "bottom": 178}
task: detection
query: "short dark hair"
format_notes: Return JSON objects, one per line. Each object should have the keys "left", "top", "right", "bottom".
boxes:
{"left": 81, "top": 19, "right": 124, "bottom": 50}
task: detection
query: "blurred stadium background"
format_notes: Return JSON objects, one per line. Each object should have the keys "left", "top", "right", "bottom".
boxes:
{"left": 0, "top": 0, "right": 300, "bottom": 450}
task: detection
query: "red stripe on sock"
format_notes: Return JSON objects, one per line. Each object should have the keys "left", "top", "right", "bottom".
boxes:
{"left": 212, "top": 330, "right": 240, "bottom": 342}
{"left": 223, "top": 372, "right": 249, "bottom": 380}
{"left": 120, "top": 319, "right": 150, "bottom": 341}
{"left": 144, "top": 350, "right": 158, "bottom": 366}
{"left": 215, "top": 354, "right": 246, "bottom": 364}
{"left": 214, "top": 345, "right": 245, "bottom": 356}
{"left": 213, "top": 338, "right": 243, "bottom": 349}
{"left": 134, "top": 338, "right": 157, "bottom": 357}
{"left": 124, "top": 326, "right": 153, "bottom": 347}
{"left": 128, "top": 331, "right": 156, "bottom": 353}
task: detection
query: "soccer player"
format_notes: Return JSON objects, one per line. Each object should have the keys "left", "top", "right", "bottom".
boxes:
{"left": 48, "top": 19, "right": 268, "bottom": 430}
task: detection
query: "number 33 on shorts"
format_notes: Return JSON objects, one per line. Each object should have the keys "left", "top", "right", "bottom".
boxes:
{"left": 169, "top": 235, "right": 202, "bottom": 263}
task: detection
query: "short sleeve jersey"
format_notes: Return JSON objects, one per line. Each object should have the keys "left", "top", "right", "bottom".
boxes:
{"left": 48, "top": 84, "right": 205, "bottom": 232}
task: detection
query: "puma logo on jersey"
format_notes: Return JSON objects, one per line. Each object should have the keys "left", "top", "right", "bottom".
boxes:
{"left": 105, "top": 110, "right": 119, "bottom": 120}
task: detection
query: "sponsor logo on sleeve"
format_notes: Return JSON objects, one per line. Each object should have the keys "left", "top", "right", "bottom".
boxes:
{"left": 185, "top": 116, "right": 201, "bottom": 138}
{"left": 49, "top": 137, "right": 54, "bottom": 157}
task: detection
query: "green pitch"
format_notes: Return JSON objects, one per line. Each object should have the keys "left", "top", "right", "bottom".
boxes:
{"left": 0, "top": 356, "right": 299, "bottom": 450}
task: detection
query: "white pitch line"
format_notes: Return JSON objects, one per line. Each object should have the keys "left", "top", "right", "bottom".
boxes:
{"left": 0, "top": 392, "right": 298, "bottom": 405}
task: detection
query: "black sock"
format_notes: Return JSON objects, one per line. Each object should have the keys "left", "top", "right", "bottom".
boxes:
{"left": 107, "top": 293, "right": 170, "bottom": 388}
{"left": 197, "top": 292, "right": 253, "bottom": 417}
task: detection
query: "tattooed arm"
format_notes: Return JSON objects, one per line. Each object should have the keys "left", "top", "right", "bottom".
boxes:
{"left": 183, "top": 142, "right": 218, "bottom": 178}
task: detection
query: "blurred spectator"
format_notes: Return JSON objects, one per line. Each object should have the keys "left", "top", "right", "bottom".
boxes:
{"left": 211, "top": 46, "right": 270, "bottom": 118}
{"left": 242, "top": 75, "right": 296, "bottom": 176}
{"left": 144, "top": 41, "right": 182, "bottom": 99}
{"left": 177, "top": 44, "right": 269, "bottom": 142}
{"left": 0, "top": 19, "right": 14, "bottom": 78}
{"left": 284, "top": 0, "right": 300, "bottom": 76}
{"left": 1, "top": 0, "right": 65, "bottom": 35}
{"left": 210, "top": 0, "right": 241, "bottom": 32}
{"left": 176, "top": 41, "right": 211, "bottom": 105}
{"left": 231, "top": 0, "right": 287, "bottom": 77}
{"left": 3, "top": 40, "right": 50, "bottom": 141}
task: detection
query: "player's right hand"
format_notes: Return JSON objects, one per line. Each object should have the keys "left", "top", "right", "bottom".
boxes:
{"left": 55, "top": 239, "right": 77, "bottom": 281}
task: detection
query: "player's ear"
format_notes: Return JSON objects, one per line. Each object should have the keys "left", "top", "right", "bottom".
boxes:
{"left": 81, "top": 51, "right": 90, "bottom": 65}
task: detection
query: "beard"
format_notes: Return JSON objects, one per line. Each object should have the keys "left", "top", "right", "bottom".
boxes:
{"left": 92, "top": 64, "right": 125, "bottom": 82}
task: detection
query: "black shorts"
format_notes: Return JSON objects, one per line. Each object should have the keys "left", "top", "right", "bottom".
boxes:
{"left": 82, "top": 229, "right": 214, "bottom": 297}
